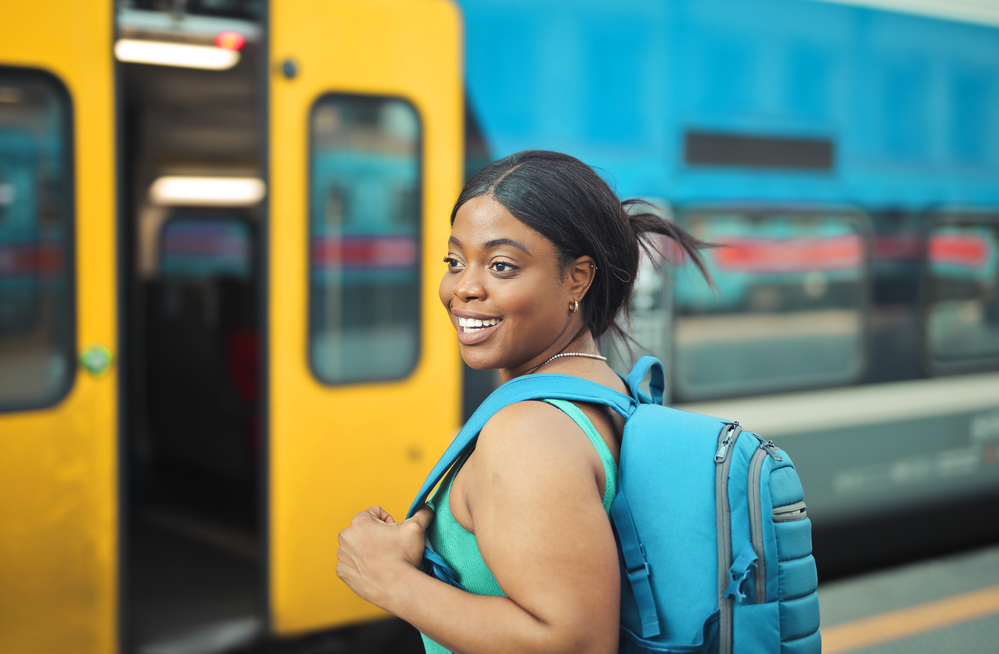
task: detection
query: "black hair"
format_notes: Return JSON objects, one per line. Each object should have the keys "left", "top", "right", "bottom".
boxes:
{"left": 450, "top": 150, "right": 714, "bottom": 345}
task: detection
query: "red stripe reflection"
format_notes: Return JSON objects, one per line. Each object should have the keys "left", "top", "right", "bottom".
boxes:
{"left": 713, "top": 235, "right": 862, "bottom": 273}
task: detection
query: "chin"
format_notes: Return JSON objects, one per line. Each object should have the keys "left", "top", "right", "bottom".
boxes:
{"left": 459, "top": 345, "right": 502, "bottom": 371}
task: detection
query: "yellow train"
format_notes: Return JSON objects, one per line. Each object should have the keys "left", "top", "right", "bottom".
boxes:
{"left": 0, "top": 1, "right": 464, "bottom": 652}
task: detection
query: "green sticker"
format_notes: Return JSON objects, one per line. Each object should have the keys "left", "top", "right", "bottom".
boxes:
{"left": 80, "top": 345, "right": 113, "bottom": 377}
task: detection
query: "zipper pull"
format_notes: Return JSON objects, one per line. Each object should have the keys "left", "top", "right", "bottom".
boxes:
{"left": 761, "top": 440, "right": 784, "bottom": 462}
{"left": 714, "top": 423, "right": 739, "bottom": 463}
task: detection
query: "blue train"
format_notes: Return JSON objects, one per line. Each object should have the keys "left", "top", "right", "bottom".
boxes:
{"left": 456, "top": 0, "right": 999, "bottom": 576}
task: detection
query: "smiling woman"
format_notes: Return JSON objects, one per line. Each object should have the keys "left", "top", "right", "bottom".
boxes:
{"left": 336, "top": 150, "right": 712, "bottom": 654}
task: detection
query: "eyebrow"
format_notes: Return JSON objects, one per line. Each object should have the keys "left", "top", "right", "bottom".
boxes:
{"left": 484, "top": 238, "right": 532, "bottom": 255}
{"left": 448, "top": 236, "right": 532, "bottom": 255}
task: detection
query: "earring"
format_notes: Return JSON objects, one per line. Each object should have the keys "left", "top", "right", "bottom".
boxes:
{"left": 569, "top": 300, "right": 580, "bottom": 313}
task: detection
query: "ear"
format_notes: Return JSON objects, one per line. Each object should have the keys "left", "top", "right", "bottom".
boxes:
{"left": 567, "top": 255, "right": 597, "bottom": 302}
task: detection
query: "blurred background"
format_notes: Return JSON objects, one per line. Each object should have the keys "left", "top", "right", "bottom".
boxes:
{"left": 1, "top": 0, "right": 998, "bottom": 653}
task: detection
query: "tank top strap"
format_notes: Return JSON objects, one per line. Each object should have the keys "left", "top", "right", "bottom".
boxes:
{"left": 542, "top": 398, "right": 618, "bottom": 512}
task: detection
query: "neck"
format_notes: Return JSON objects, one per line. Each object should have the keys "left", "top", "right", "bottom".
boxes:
{"left": 500, "top": 329, "right": 601, "bottom": 383}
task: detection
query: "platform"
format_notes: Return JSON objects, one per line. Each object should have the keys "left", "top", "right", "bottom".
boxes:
{"left": 818, "top": 544, "right": 999, "bottom": 653}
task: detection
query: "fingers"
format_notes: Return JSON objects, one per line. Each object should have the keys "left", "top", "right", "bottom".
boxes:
{"left": 406, "top": 503, "right": 435, "bottom": 533}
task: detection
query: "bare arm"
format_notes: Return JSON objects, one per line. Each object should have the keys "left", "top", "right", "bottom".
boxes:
{"left": 337, "top": 401, "right": 619, "bottom": 654}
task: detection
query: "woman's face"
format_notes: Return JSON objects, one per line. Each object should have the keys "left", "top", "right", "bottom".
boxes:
{"left": 439, "top": 195, "right": 583, "bottom": 376}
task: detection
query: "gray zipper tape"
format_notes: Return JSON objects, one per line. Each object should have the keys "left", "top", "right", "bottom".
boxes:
{"left": 716, "top": 423, "right": 741, "bottom": 654}
{"left": 748, "top": 447, "right": 768, "bottom": 604}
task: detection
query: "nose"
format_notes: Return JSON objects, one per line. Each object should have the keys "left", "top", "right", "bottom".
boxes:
{"left": 453, "top": 265, "right": 485, "bottom": 303}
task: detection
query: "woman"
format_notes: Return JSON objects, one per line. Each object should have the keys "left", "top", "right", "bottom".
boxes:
{"left": 336, "top": 151, "right": 709, "bottom": 654}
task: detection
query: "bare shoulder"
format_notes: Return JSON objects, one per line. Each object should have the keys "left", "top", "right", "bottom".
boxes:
{"left": 474, "top": 400, "right": 594, "bottom": 467}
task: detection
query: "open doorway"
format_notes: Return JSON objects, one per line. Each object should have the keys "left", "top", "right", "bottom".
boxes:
{"left": 118, "top": 3, "right": 264, "bottom": 652}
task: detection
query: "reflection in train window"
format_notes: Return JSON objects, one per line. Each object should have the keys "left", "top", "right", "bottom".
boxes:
{"left": 0, "top": 70, "right": 73, "bottom": 411}
{"left": 673, "top": 209, "right": 867, "bottom": 400}
{"left": 927, "top": 217, "right": 999, "bottom": 364}
{"left": 308, "top": 95, "right": 421, "bottom": 384}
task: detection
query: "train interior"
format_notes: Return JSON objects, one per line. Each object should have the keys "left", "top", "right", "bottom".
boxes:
{"left": 118, "top": 7, "right": 264, "bottom": 652}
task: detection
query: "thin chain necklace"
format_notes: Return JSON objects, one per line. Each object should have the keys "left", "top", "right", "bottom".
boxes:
{"left": 539, "top": 351, "right": 607, "bottom": 368}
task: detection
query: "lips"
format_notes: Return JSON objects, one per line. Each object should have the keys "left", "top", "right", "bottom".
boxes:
{"left": 454, "top": 315, "right": 502, "bottom": 345}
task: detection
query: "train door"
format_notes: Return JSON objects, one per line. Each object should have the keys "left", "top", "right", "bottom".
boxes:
{"left": 117, "top": 5, "right": 266, "bottom": 653}
{"left": 0, "top": 3, "right": 118, "bottom": 654}
{"left": 267, "top": 0, "right": 463, "bottom": 634}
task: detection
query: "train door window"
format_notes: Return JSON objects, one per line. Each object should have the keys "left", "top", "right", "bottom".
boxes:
{"left": 673, "top": 208, "right": 868, "bottom": 400}
{"left": 0, "top": 69, "right": 73, "bottom": 411}
{"left": 926, "top": 214, "right": 999, "bottom": 368}
{"left": 159, "top": 214, "right": 252, "bottom": 279}
{"left": 309, "top": 95, "right": 421, "bottom": 384}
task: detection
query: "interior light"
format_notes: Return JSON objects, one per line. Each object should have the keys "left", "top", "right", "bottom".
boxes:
{"left": 150, "top": 177, "right": 265, "bottom": 207}
{"left": 115, "top": 39, "right": 240, "bottom": 70}
{"left": 215, "top": 31, "right": 246, "bottom": 51}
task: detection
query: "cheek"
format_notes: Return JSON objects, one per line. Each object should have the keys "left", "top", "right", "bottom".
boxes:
{"left": 500, "top": 276, "right": 563, "bottom": 325}
{"left": 439, "top": 271, "right": 452, "bottom": 310}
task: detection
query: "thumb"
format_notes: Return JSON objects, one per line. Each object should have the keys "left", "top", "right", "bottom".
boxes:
{"left": 406, "top": 504, "right": 434, "bottom": 533}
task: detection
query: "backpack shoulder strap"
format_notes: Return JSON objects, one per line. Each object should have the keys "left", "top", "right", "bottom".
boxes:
{"left": 406, "top": 371, "right": 639, "bottom": 518}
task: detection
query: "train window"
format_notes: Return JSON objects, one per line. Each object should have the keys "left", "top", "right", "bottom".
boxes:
{"left": 308, "top": 95, "right": 421, "bottom": 384}
{"left": 926, "top": 215, "right": 999, "bottom": 366}
{"left": 0, "top": 69, "right": 74, "bottom": 411}
{"left": 158, "top": 214, "right": 252, "bottom": 279}
{"left": 673, "top": 209, "right": 868, "bottom": 400}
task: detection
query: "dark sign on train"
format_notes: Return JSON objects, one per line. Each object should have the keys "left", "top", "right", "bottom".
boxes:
{"left": 684, "top": 131, "right": 835, "bottom": 171}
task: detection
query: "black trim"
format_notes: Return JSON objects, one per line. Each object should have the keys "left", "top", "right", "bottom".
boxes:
{"left": 0, "top": 66, "right": 77, "bottom": 414}
{"left": 112, "top": 9, "right": 130, "bottom": 650}
{"left": 305, "top": 93, "right": 424, "bottom": 387}
{"left": 684, "top": 131, "right": 835, "bottom": 171}
{"left": 259, "top": 0, "right": 272, "bottom": 634}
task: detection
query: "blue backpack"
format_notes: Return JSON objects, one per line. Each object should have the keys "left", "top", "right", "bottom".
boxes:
{"left": 408, "top": 356, "right": 821, "bottom": 654}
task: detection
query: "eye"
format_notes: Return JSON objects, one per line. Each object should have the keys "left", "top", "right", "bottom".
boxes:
{"left": 490, "top": 261, "right": 518, "bottom": 273}
{"left": 443, "top": 256, "right": 463, "bottom": 270}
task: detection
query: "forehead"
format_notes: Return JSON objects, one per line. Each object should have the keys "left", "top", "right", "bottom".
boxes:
{"left": 450, "top": 195, "right": 548, "bottom": 250}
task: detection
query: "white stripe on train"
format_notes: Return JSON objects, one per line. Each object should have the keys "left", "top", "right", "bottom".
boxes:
{"left": 675, "top": 371, "right": 999, "bottom": 437}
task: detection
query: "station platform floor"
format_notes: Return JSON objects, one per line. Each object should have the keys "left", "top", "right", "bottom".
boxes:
{"left": 818, "top": 544, "right": 999, "bottom": 653}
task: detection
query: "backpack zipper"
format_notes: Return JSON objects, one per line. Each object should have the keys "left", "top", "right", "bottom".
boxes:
{"left": 760, "top": 440, "right": 783, "bottom": 462}
{"left": 714, "top": 422, "right": 739, "bottom": 462}
{"left": 748, "top": 446, "right": 768, "bottom": 604}
{"left": 715, "top": 422, "right": 741, "bottom": 654}
{"left": 773, "top": 500, "right": 808, "bottom": 522}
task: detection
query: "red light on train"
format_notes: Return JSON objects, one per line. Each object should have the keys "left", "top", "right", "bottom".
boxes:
{"left": 215, "top": 31, "right": 246, "bottom": 51}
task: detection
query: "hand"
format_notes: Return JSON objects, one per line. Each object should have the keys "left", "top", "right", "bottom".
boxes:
{"left": 336, "top": 504, "right": 434, "bottom": 610}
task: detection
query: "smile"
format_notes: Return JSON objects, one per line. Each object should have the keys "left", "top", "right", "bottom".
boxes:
{"left": 458, "top": 317, "right": 502, "bottom": 333}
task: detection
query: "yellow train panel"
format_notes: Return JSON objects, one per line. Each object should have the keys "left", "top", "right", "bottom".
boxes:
{"left": 268, "top": 0, "right": 464, "bottom": 634}
{"left": 0, "top": 2, "right": 118, "bottom": 654}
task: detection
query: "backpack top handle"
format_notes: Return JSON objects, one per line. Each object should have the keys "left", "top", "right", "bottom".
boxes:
{"left": 626, "top": 356, "right": 666, "bottom": 406}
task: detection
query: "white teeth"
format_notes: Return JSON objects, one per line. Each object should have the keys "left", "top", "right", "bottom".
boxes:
{"left": 457, "top": 317, "right": 501, "bottom": 331}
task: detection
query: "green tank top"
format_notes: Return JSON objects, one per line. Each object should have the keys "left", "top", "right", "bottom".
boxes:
{"left": 420, "top": 399, "right": 619, "bottom": 654}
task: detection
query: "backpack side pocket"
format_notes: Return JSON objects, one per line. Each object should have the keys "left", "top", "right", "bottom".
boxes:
{"left": 769, "top": 461, "right": 821, "bottom": 654}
